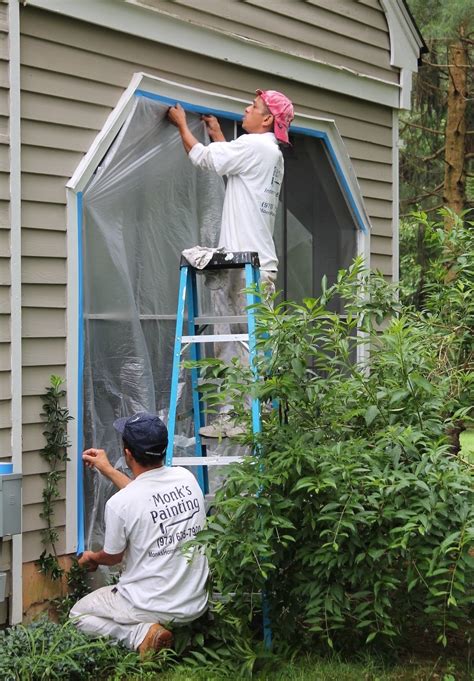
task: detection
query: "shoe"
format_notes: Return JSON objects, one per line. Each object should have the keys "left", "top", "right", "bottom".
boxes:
{"left": 225, "top": 422, "right": 246, "bottom": 437}
{"left": 199, "top": 414, "right": 232, "bottom": 438}
{"left": 138, "top": 623, "right": 173, "bottom": 657}
{"left": 199, "top": 414, "right": 246, "bottom": 438}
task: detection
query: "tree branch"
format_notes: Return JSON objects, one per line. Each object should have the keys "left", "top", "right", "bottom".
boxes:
{"left": 401, "top": 183, "right": 444, "bottom": 206}
{"left": 400, "top": 203, "right": 444, "bottom": 218}
{"left": 422, "top": 146, "right": 446, "bottom": 162}
{"left": 402, "top": 121, "right": 445, "bottom": 135}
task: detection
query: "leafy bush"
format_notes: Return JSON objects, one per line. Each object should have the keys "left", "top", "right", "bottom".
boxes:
{"left": 400, "top": 209, "right": 473, "bottom": 315}
{"left": 0, "top": 616, "right": 172, "bottom": 680}
{"left": 194, "top": 247, "right": 473, "bottom": 655}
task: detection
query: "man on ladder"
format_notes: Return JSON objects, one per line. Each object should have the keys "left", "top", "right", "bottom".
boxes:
{"left": 168, "top": 89, "right": 294, "bottom": 436}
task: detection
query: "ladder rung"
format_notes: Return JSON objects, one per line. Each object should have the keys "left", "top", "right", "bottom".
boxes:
{"left": 172, "top": 456, "right": 243, "bottom": 466}
{"left": 181, "top": 333, "right": 249, "bottom": 344}
{"left": 195, "top": 315, "right": 247, "bottom": 325}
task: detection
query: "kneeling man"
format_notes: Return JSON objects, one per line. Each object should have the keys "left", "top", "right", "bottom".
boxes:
{"left": 70, "top": 412, "right": 208, "bottom": 655}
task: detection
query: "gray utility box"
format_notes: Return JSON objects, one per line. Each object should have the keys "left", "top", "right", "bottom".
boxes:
{"left": 0, "top": 474, "right": 22, "bottom": 537}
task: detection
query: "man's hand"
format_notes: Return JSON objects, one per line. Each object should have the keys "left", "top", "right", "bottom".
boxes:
{"left": 83, "top": 448, "right": 113, "bottom": 476}
{"left": 78, "top": 550, "right": 99, "bottom": 572}
{"left": 83, "top": 448, "right": 132, "bottom": 489}
{"left": 202, "top": 115, "right": 226, "bottom": 142}
{"left": 167, "top": 103, "right": 187, "bottom": 129}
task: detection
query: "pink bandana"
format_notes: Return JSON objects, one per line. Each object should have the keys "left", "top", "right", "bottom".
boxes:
{"left": 256, "top": 89, "right": 294, "bottom": 144}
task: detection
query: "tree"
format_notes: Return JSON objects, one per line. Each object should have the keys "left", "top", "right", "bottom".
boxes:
{"left": 400, "top": 0, "right": 473, "bottom": 225}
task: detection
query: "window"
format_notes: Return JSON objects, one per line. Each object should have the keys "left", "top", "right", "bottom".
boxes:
{"left": 66, "top": 75, "right": 369, "bottom": 552}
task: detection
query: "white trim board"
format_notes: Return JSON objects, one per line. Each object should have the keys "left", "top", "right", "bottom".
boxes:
{"left": 391, "top": 109, "right": 400, "bottom": 283}
{"left": 380, "top": 0, "right": 424, "bottom": 109}
{"left": 26, "top": 0, "right": 403, "bottom": 109}
{"left": 9, "top": 0, "right": 23, "bottom": 626}
{"left": 65, "top": 189, "right": 80, "bottom": 555}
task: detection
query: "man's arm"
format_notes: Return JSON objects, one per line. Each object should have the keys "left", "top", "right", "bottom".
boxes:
{"left": 167, "top": 104, "right": 226, "bottom": 152}
{"left": 202, "top": 115, "right": 226, "bottom": 142}
{"left": 78, "top": 549, "right": 124, "bottom": 572}
{"left": 167, "top": 103, "right": 200, "bottom": 153}
{"left": 82, "top": 448, "right": 131, "bottom": 489}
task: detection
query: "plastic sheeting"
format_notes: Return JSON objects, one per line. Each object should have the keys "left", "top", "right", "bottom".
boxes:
{"left": 82, "top": 96, "right": 225, "bottom": 549}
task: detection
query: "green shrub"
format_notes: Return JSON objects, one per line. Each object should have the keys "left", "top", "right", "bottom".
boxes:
{"left": 0, "top": 616, "right": 172, "bottom": 680}
{"left": 194, "top": 243, "right": 473, "bottom": 655}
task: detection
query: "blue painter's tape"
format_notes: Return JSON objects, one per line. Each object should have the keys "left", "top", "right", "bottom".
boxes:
{"left": 289, "top": 125, "right": 326, "bottom": 139}
{"left": 290, "top": 126, "right": 367, "bottom": 233}
{"left": 135, "top": 90, "right": 244, "bottom": 121}
{"left": 0, "top": 463, "right": 13, "bottom": 475}
{"left": 77, "top": 191, "right": 85, "bottom": 555}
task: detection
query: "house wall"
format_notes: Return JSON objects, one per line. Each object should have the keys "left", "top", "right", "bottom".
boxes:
{"left": 15, "top": 0, "right": 396, "bottom": 598}
{"left": 139, "top": 0, "right": 398, "bottom": 84}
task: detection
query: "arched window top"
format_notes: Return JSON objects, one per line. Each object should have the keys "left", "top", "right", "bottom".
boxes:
{"left": 68, "top": 72, "right": 371, "bottom": 234}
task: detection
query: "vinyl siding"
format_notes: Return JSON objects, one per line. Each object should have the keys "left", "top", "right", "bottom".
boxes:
{"left": 18, "top": 2, "right": 395, "bottom": 561}
{"left": 138, "top": 0, "right": 397, "bottom": 83}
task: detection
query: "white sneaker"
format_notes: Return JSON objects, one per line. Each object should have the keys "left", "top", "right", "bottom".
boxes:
{"left": 199, "top": 414, "right": 246, "bottom": 438}
{"left": 199, "top": 414, "right": 232, "bottom": 438}
{"left": 224, "top": 421, "right": 246, "bottom": 437}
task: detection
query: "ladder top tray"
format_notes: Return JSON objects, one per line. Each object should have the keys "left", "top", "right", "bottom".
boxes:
{"left": 180, "top": 251, "right": 260, "bottom": 270}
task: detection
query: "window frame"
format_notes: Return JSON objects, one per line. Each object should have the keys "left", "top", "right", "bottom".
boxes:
{"left": 65, "top": 73, "right": 371, "bottom": 554}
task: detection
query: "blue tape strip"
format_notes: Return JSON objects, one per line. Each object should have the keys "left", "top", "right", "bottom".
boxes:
{"left": 76, "top": 191, "right": 85, "bottom": 555}
{"left": 135, "top": 89, "right": 243, "bottom": 121}
{"left": 290, "top": 126, "right": 367, "bottom": 234}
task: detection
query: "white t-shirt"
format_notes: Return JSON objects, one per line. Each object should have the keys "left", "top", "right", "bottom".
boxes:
{"left": 189, "top": 132, "right": 283, "bottom": 272}
{"left": 103, "top": 465, "right": 209, "bottom": 622}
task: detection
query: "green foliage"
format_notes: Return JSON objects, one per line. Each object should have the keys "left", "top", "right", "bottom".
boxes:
{"left": 399, "top": 210, "right": 473, "bottom": 418}
{"left": 37, "top": 375, "right": 73, "bottom": 580}
{"left": 53, "top": 558, "right": 90, "bottom": 622}
{"left": 0, "top": 617, "right": 173, "bottom": 681}
{"left": 400, "top": 1, "right": 473, "bottom": 215}
{"left": 407, "top": 0, "right": 474, "bottom": 40}
{"left": 192, "top": 251, "right": 473, "bottom": 657}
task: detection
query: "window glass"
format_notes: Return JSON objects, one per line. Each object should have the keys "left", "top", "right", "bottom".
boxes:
{"left": 278, "top": 135, "right": 357, "bottom": 310}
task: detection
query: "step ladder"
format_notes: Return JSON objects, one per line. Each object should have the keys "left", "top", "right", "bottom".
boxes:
{"left": 165, "top": 250, "right": 271, "bottom": 648}
{"left": 165, "top": 250, "right": 262, "bottom": 489}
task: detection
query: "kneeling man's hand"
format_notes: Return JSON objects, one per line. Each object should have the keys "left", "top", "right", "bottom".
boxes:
{"left": 83, "top": 448, "right": 113, "bottom": 475}
{"left": 78, "top": 550, "right": 99, "bottom": 572}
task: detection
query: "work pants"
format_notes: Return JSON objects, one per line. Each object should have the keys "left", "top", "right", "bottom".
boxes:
{"left": 70, "top": 585, "right": 168, "bottom": 650}
{"left": 211, "top": 268, "right": 276, "bottom": 367}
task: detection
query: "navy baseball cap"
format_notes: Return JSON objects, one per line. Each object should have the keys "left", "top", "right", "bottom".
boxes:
{"left": 113, "top": 411, "right": 168, "bottom": 455}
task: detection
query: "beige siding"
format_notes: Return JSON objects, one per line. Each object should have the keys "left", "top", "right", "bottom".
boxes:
{"left": 141, "top": 0, "right": 396, "bottom": 83}
{"left": 18, "top": 2, "right": 395, "bottom": 562}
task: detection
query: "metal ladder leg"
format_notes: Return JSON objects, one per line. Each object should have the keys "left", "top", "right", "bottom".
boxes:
{"left": 166, "top": 265, "right": 188, "bottom": 467}
{"left": 187, "top": 268, "right": 208, "bottom": 493}
{"left": 244, "top": 263, "right": 272, "bottom": 650}
{"left": 244, "top": 262, "right": 261, "bottom": 437}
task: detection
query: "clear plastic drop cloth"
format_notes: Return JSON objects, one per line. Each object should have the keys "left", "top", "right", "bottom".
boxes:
{"left": 82, "top": 96, "right": 226, "bottom": 549}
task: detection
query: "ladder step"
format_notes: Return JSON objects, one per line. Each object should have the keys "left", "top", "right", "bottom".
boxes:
{"left": 173, "top": 456, "right": 243, "bottom": 466}
{"left": 181, "top": 333, "right": 249, "bottom": 344}
{"left": 195, "top": 315, "right": 247, "bottom": 325}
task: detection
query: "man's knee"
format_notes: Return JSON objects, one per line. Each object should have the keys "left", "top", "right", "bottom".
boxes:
{"left": 69, "top": 597, "right": 86, "bottom": 620}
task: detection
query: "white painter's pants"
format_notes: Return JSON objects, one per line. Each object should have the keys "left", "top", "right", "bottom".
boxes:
{"left": 210, "top": 269, "right": 276, "bottom": 366}
{"left": 207, "top": 269, "right": 276, "bottom": 415}
{"left": 70, "top": 585, "right": 168, "bottom": 650}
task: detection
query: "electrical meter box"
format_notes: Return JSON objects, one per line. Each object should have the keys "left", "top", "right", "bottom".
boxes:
{"left": 0, "top": 474, "right": 22, "bottom": 537}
